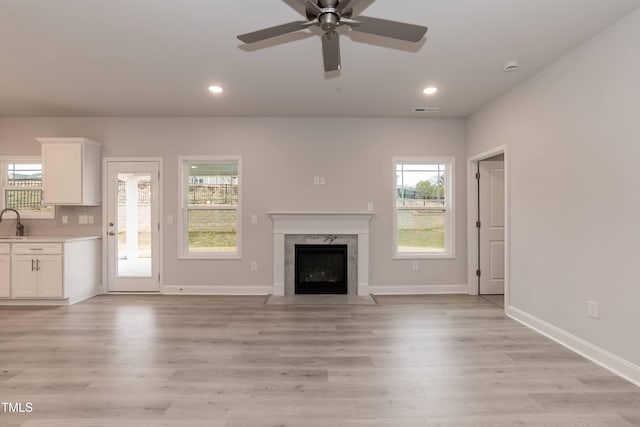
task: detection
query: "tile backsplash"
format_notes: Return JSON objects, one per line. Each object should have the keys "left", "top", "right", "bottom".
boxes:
{"left": 0, "top": 206, "right": 102, "bottom": 237}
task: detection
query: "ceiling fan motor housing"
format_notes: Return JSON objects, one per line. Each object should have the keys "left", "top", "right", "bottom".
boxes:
{"left": 307, "top": 0, "right": 353, "bottom": 31}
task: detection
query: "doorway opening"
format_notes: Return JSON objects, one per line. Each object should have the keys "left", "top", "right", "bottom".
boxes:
{"left": 467, "top": 147, "right": 508, "bottom": 309}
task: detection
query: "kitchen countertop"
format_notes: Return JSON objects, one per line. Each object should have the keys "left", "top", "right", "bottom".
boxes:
{"left": 0, "top": 236, "right": 101, "bottom": 243}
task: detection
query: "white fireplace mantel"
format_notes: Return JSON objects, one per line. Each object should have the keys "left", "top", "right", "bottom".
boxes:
{"left": 269, "top": 212, "right": 375, "bottom": 295}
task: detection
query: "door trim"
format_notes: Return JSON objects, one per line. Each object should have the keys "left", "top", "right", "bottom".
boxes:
{"left": 466, "top": 146, "right": 509, "bottom": 309}
{"left": 102, "top": 157, "right": 163, "bottom": 293}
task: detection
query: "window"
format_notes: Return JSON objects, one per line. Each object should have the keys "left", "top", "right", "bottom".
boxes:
{"left": 0, "top": 158, "right": 54, "bottom": 219}
{"left": 179, "top": 156, "right": 241, "bottom": 259}
{"left": 393, "top": 157, "right": 454, "bottom": 258}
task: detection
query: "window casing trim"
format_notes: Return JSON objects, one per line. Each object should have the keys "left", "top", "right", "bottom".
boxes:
{"left": 392, "top": 156, "right": 455, "bottom": 259}
{"left": 178, "top": 155, "right": 242, "bottom": 260}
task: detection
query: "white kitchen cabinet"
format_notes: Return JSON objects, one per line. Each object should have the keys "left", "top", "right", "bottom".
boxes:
{"left": 38, "top": 137, "right": 102, "bottom": 206}
{"left": 0, "top": 244, "right": 10, "bottom": 297}
{"left": 11, "top": 243, "right": 63, "bottom": 298}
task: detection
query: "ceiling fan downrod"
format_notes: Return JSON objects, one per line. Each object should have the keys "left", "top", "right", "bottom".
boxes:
{"left": 308, "top": 0, "right": 354, "bottom": 33}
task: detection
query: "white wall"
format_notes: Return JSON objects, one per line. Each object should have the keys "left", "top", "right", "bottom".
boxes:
{"left": 468, "top": 9, "right": 640, "bottom": 366}
{"left": 0, "top": 117, "right": 467, "bottom": 292}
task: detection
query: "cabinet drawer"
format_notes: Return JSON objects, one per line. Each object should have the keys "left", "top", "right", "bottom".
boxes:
{"left": 12, "top": 243, "right": 63, "bottom": 255}
{"left": 0, "top": 243, "right": 9, "bottom": 254}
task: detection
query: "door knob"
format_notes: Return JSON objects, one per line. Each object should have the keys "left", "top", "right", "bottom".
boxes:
{"left": 108, "top": 231, "right": 116, "bottom": 236}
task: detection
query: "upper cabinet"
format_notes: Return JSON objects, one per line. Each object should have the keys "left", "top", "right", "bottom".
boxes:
{"left": 38, "top": 138, "right": 102, "bottom": 206}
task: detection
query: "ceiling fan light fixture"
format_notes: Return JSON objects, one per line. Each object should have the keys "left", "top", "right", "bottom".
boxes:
{"left": 423, "top": 86, "right": 438, "bottom": 95}
{"left": 208, "top": 85, "right": 224, "bottom": 94}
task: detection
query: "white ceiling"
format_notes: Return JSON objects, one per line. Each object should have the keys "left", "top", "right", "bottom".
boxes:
{"left": 1, "top": 0, "right": 639, "bottom": 118}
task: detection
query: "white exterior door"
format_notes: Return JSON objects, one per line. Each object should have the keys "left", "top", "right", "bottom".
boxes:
{"left": 106, "top": 161, "right": 160, "bottom": 292}
{"left": 479, "top": 160, "right": 505, "bottom": 295}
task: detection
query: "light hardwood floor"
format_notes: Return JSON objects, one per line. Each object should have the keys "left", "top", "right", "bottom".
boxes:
{"left": 0, "top": 295, "right": 638, "bottom": 426}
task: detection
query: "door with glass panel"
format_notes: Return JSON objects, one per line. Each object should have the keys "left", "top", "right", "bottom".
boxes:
{"left": 106, "top": 161, "right": 160, "bottom": 292}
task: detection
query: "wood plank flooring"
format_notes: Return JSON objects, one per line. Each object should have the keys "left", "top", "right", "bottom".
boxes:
{"left": 0, "top": 295, "right": 638, "bottom": 426}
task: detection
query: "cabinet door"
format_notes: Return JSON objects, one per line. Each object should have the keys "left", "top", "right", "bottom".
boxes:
{"left": 0, "top": 255, "right": 10, "bottom": 297}
{"left": 37, "top": 256, "right": 63, "bottom": 298}
{"left": 42, "top": 142, "right": 83, "bottom": 204}
{"left": 12, "top": 256, "right": 38, "bottom": 297}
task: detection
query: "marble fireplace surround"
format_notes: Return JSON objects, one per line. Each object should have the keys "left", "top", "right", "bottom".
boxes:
{"left": 269, "top": 212, "right": 375, "bottom": 296}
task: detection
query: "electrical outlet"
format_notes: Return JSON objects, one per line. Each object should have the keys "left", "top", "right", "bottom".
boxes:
{"left": 251, "top": 261, "right": 258, "bottom": 271}
{"left": 411, "top": 261, "right": 419, "bottom": 271}
{"left": 62, "top": 215, "right": 68, "bottom": 224}
{"left": 88, "top": 215, "right": 94, "bottom": 224}
{"left": 167, "top": 215, "right": 173, "bottom": 224}
{"left": 78, "top": 215, "right": 88, "bottom": 225}
{"left": 587, "top": 301, "right": 599, "bottom": 319}
{"left": 313, "top": 176, "right": 320, "bottom": 185}
{"left": 251, "top": 215, "right": 258, "bottom": 225}
{"left": 320, "top": 177, "right": 326, "bottom": 185}
{"left": 367, "top": 202, "right": 374, "bottom": 212}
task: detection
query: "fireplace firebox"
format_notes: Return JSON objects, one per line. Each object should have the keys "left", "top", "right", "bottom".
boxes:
{"left": 295, "top": 244, "right": 348, "bottom": 294}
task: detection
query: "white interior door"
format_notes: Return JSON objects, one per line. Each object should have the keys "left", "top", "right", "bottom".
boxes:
{"left": 106, "top": 161, "right": 160, "bottom": 292}
{"left": 479, "top": 160, "right": 505, "bottom": 294}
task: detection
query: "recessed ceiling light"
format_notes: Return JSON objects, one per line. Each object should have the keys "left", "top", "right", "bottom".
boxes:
{"left": 423, "top": 87, "right": 438, "bottom": 95}
{"left": 208, "top": 85, "right": 224, "bottom": 94}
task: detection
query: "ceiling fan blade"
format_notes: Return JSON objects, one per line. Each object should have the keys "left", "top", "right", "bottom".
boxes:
{"left": 305, "top": 0, "right": 323, "bottom": 16}
{"left": 237, "top": 21, "right": 308, "bottom": 44}
{"left": 348, "top": 15, "right": 427, "bottom": 42}
{"left": 336, "top": 0, "right": 359, "bottom": 14}
{"left": 322, "top": 32, "right": 341, "bottom": 72}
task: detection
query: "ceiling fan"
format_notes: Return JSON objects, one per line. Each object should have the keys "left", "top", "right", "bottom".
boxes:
{"left": 237, "top": 0, "right": 428, "bottom": 72}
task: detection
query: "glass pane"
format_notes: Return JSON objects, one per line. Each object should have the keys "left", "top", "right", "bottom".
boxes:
{"left": 396, "top": 163, "right": 445, "bottom": 208}
{"left": 188, "top": 209, "right": 237, "bottom": 253}
{"left": 188, "top": 162, "right": 238, "bottom": 207}
{"left": 397, "top": 209, "right": 445, "bottom": 253}
{"left": 6, "top": 190, "right": 44, "bottom": 209}
{"left": 5, "top": 163, "right": 53, "bottom": 216}
{"left": 117, "top": 173, "right": 152, "bottom": 277}
{"left": 7, "top": 163, "right": 43, "bottom": 187}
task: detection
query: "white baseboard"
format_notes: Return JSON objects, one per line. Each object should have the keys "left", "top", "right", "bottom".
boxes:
{"left": 370, "top": 284, "right": 468, "bottom": 295}
{"left": 68, "top": 291, "right": 102, "bottom": 305}
{"left": 0, "top": 298, "right": 70, "bottom": 306}
{"left": 162, "top": 284, "right": 273, "bottom": 295}
{"left": 507, "top": 305, "right": 640, "bottom": 387}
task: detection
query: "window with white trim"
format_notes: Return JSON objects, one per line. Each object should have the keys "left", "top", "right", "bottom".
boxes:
{"left": 179, "top": 156, "right": 241, "bottom": 259}
{"left": 394, "top": 157, "right": 454, "bottom": 258}
{"left": 0, "top": 158, "right": 54, "bottom": 219}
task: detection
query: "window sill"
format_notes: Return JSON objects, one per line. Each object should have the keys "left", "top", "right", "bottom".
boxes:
{"left": 178, "top": 254, "right": 242, "bottom": 260}
{"left": 393, "top": 254, "right": 456, "bottom": 260}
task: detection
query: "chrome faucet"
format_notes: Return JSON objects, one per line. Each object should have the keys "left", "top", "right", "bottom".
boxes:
{"left": 0, "top": 208, "right": 25, "bottom": 236}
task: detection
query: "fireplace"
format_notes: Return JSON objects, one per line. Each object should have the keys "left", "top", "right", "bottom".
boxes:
{"left": 295, "top": 244, "right": 348, "bottom": 294}
{"left": 269, "top": 212, "right": 374, "bottom": 296}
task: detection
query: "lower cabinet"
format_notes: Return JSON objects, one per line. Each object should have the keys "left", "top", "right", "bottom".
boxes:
{"left": 0, "top": 238, "right": 100, "bottom": 304}
{"left": 0, "top": 254, "right": 10, "bottom": 297}
{"left": 11, "top": 244, "right": 63, "bottom": 298}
